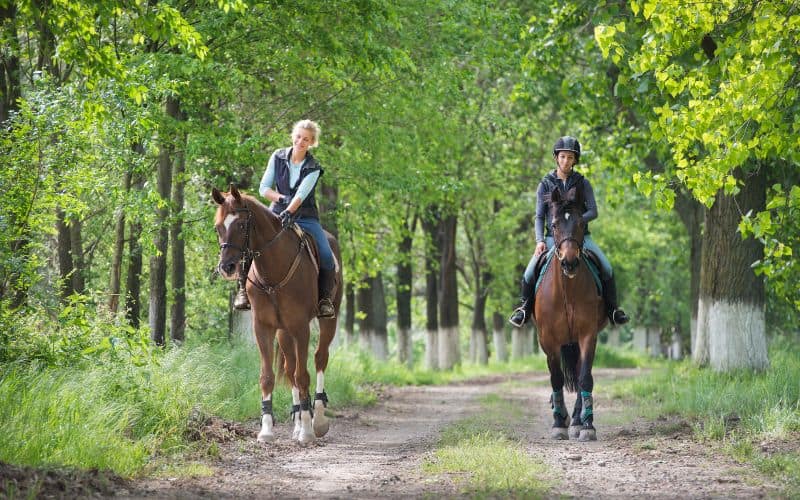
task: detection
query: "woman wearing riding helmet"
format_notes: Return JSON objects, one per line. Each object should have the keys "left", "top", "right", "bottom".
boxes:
{"left": 509, "top": 135, "right": 629, "bottom": 327}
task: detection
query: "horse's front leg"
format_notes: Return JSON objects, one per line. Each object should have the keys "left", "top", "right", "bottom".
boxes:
{"left": 254, "top": 324, "right": 277, "bottom": 443}
{"left": 279, "top": 328, "right": 314, "bottom": 445}
{"left": 312, "top": 316, "right": 336, "bottom": 438}
{"left": 573, "top": 335, "right": 598, "bottom": 442}
{"left": 545, "top": 350, "right": 569, "bottom": 440}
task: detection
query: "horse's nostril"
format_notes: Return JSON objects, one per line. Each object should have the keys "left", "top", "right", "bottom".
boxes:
{"left": 221, "top": 262, "right": 235, "bottom": 275}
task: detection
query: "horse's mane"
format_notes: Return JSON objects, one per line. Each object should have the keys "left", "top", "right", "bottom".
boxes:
{"left": 214, "top": 190, "right": 275, "bottom": 225}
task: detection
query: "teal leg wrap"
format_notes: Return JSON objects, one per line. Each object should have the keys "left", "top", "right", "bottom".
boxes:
{"left": 580, "top": 391, "right": 593, "bottom": 423}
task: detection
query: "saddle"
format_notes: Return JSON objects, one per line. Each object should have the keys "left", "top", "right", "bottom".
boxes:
{"left": 290, "top": 224, "right": 340, "bottom": 294}
{"left": 532, "top": 247, "right": 602, "bottom": 298}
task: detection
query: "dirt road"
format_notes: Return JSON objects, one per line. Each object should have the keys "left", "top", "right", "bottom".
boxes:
{"left": 117, "top": 368, "right": 781, "bottom": 499}
{"left": 2, "top": 369, "right": 784, "bottom": 498}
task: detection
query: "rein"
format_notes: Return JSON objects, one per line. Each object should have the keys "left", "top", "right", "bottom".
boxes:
{"left": 219, "top": 206, "right": 306, "bottom": 296}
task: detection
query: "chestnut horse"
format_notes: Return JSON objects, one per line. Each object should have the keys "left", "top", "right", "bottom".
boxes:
{"left": 212, "top": 185, "right": 342, "bottom": 445}
{"left": 534, "top": 186, "right": 607, "bottom": 441}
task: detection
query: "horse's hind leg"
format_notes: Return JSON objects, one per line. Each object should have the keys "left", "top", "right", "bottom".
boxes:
{"left": 312, "top": 317, "right": 336, "bottom": 438}
{"left": 254, "top": 325, "right": 277, "bottom": 443}
{"left": 546, "top": 353, "right": 569, "bottom": 440}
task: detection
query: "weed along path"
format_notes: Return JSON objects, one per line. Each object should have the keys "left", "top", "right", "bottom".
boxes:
{"left": 111, "top": 368, "right": 786, "bottom": 499}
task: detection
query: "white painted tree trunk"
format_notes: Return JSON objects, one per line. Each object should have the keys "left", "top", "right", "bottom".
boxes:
{"left": 471, "top": 328, "right": 488, "bottom": 365}
{"left": 232, "top": 309, "right": 254, "bottom": 344}
{"left": 438, "top": 326, "right": 460, "bottom": 370}
{"left": 425, "top": 329, "right": 438, "bottom": 370}
{"left": 511, "top": 328, "right": 525, "bottom": 359}
{"left": 396, "top": 327, "right": 413, "bottom": 367}
{"left": 706, "top": 299, "right": 768, "bottom": 371}
{"left": 492, "top": 328, "right": 508, "bottom": 363}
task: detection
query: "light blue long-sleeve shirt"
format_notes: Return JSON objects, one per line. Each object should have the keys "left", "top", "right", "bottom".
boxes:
{"left": 259, "top": 151, "right": 320, "bottom": 202}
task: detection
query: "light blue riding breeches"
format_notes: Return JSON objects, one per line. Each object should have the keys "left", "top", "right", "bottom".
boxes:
{"left": 523, "top": 235, "right": 612, "bottom": 284}
{"left": 295, "top": 217, "right": 335, "bottom": 271}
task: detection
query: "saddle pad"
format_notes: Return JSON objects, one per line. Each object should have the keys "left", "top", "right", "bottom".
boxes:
{"left": 534, "top": 247, "right": 602, "bottom": 296}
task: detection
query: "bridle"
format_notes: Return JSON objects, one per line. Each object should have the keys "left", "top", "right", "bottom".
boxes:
{"left": 218, "top": 206, "right": 306, "bottom": 295}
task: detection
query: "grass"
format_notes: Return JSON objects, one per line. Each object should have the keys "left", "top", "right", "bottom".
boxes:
{"left": 606, "top": 336, "right": 800, "bottom": 497}
{"left": 423, "top": 394, "right": 551, "bottom": 498}
{"left": 0, "top": 333, "right": 646, "bottom": 479}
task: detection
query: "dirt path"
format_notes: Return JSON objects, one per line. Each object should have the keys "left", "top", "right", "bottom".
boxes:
{"left": 4, "top": 369, "right": 782, "bottom": 498}
{"left": 111, "top": 368, "right": 782, "bottom": 499}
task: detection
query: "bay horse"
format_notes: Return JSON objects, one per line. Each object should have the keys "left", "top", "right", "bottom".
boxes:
{"left": 534, "top": 186, "right": 607, "bottom": 441}
{"left": 212, "top": 184, "right": 342, "bottom": 445}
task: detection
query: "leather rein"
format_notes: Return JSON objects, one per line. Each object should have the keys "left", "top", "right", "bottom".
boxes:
{"left": 219, "top": 207, "right": 307, "bottom": 296}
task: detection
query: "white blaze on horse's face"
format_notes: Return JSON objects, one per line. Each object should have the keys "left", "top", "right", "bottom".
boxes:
{"left": 223, "top": 213, "right": 239, "bottom": 231}
{"left": 565, "top": 212, "right": 570, "bottom": 220}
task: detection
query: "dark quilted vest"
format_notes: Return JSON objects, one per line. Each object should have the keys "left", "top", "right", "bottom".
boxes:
{"left": 271, "top": 147, "right": 324, "bottom": 219}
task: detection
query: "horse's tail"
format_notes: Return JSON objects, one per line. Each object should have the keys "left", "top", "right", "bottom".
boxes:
{"left": 560, "top": 343, "right": 580, "bottom": 393}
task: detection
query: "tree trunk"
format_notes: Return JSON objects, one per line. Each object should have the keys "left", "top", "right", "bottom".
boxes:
{"left": 344, "top": 282, "right": 355, "bottom": 345}
{"left": 0, "top": 3, "right": 20, "bottom": 124}
{"left": 356, "top": 279, "right": 372, "bottom": 352}
{"left": 125, "top": 169, "right": 145, "bottom": 328}
{"left": 370, "top": 273, "right": 388, "bottom": 360}
{"left": 69, "top": 217, "right": 85, "bottom": 294}
{"left": 696, "top": 166, "right": 768, "bottom": 371}
{"left": 438, "top": 214, "right": 460, "bottom": 370}
{"left": 491, "top": 312, "right": 508, "bottom": 362}
{"left": 471, "top": 288, "right": 489, "bottom": 365}
{"left": 149, "top": 98, "right": 178, "bottom": 346}
{"left": 108, "top": 171, "right": 131, "bottom": 313}
{"left": 395, "top": 212, "right": 416, "bottom": 367}
{"left": 56, "top": 208, "right": 74, "bottom": 299}
{"left": 674, "top": 189, "right": 703, "bottom": 355}
{"left": 357, "top": 274, "right": 389, "bottom": 359}
{"left": 170, "top": 124, "right": 187, "bottom": 343}
{"left": 422, "top": 213, "right": 440, "bottom": 370}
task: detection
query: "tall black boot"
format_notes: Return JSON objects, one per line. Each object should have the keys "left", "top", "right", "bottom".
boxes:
{"left": 509, "top": 278, "right": 535, "bottom": 327}
{"left": 317, "top": 268, "right": 336, "bottom": 319}
{"left": 602, "top": 275, "right": 629, "bottom": 325}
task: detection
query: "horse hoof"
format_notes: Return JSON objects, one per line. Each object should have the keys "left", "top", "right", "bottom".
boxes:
{"left": 578, "top": 428, "right": 597, "bottom": 442}
{"left": 568, "top": 425, "right": 582, "bottom": 439}
{"left": 550, "top": 427, "right": 568, "bottom": 440}
{"left": 257, "top": 431, "right": 275, "bottom": 443}
{"left": 297, "top": 431, "right": 315, "bottom": 446}
{"left": 313, "top": 416, "right": 329, "bottom": 438}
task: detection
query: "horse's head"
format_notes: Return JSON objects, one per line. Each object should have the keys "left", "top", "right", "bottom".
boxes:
{"left": 212, "top": 184, "right": 254, "bottom": 280}
{"left": 549, "top": 187, "right": 586, "bottom": 279}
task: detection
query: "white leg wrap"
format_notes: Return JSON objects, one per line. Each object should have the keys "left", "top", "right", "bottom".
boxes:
{"left": 257, "top": 413, "right": 275, "bottom": 443}
{"left": 297, "top": 410, "right": 315, "bottom": 445}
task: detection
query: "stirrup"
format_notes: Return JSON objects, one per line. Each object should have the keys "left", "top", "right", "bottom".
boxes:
{"left": 233, "top": 288, "right": 251, "bottom": 310}
{"left": 509, "top": 307, "right": 527, "bottom": 327}
{"left": 317, "top": 298, "right": 335, "bottom": 319}
{"left": 611, "top": 308, "right": 629, "bottom": 325}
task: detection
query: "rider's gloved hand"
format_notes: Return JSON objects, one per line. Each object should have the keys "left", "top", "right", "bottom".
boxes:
{"left": 279, "top": 209, "right": 295, "bottom": 229}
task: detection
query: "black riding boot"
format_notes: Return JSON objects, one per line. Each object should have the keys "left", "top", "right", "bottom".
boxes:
{"left": 602, "top": 275, "right": 629, "bottom": 325}
{"left": 233, "top": 279, "right": 251, "bottom": 310}
{"left": 317, "top": 268, "right": 336, "bottom": 319}
{"left": 509, "top": 278, "right": 535, "bottom": 327}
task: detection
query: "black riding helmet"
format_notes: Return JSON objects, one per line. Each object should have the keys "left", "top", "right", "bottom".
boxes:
{"left": 553, "top": 136, "right": 581, "bottom": 163}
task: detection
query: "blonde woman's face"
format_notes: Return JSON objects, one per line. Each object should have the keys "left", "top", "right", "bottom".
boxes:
{"left": 292, "top": 128, "right": 315, "bottom": 154}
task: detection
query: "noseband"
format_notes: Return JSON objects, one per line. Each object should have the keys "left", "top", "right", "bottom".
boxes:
{"left": 555, "top": 235, "right": 583, "bottom": 263}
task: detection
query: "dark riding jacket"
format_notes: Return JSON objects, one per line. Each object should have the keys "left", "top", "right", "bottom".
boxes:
{"left": 271, "top": 147, "right": 324, "bottom": 220}
{"left": 534, "top": 170, "right": 598, "bottom": 242}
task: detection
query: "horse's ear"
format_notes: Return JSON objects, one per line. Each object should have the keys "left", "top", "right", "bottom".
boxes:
{"left": 211, "top": 188, "right": 225, "bottom": 205}
{"left": 229, "top": 183, "right": 241, "bottom": 202}
{"left": 550, "top": 189, "right": 561, "bottom": 204}
{"left": 565, "top": 187, "right": 577, "bottom": 202}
